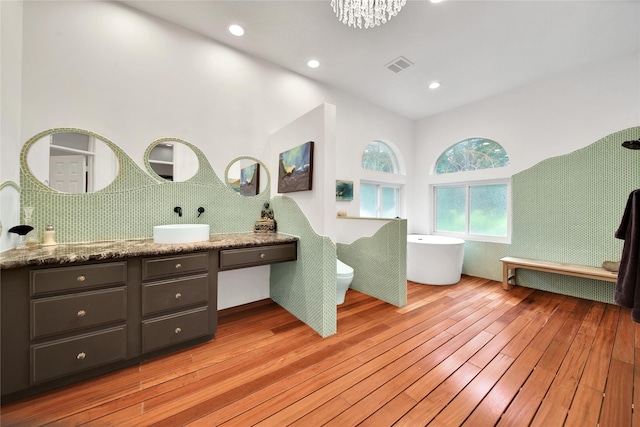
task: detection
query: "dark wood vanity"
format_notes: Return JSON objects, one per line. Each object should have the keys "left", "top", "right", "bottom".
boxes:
{"left": 0, "top": 235, "right": 297, "bottom": 401}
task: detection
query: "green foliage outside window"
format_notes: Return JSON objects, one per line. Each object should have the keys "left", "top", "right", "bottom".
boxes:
{"left": 435, "top": 138, "right": 509, "bottom": 174}
{"left": 362, "top": 141, "right": 398, "bottom": 173}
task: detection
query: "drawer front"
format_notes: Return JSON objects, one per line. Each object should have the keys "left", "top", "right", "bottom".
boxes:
{"left": 142, "top": 252, "right": 209, "bottom": 281}
{"left": 31, "top": 262, "right": 127, "bottom": 296}
{"left": 31, "top": 287, "right": 127, "bottom": 339}
{"left": 219, "top": 242, "right": 297, "bottom": 270}
{"left": 31, "top": 326, "right": 127, "bottom": 384}
{"left": 142, "top": 274, "right": 209, "bottom": 316}
{"left": 141, "top": 307, "right": 209, "bottom": 353}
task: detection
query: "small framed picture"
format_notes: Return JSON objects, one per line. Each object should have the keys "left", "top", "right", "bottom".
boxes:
{"left": 336, "top": 180, "right": 353, "bottom": 201}
{"left": 278, "top": 141, "right": 314, "bottom": 193}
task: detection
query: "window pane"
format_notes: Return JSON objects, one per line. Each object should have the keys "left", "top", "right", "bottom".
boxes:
{"left": 360, "top": 183, "right": 378, "bottom": 217}
{"left": 362, "top": 141, "right": 399, "bottom": 173}
{"left": 469, "top": 184, "right": 508, "bottom": 236}
{"left": 435, "top": 138, "right": 509, "bottom": 174}
{"left": 381, "top": 187, "right": 398, "bottom": 218}
{"left": 435, "top": 187, "right": 466, "bottom": 233}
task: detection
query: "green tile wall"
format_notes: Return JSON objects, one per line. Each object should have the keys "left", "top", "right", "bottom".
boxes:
{"left": 509, "top": 126, "right": 640, "bottom": 303}
{"left": 337, "top": 219, "right": 407, "bottom": 307}
{"left": 18, "top": 129, "right": 270, "bottom": 242}
{"left": 270, "top": 196, "right": 337, "bottom": 338}
{"left": 462, "top": 240, "right": 507, "bottom": 282}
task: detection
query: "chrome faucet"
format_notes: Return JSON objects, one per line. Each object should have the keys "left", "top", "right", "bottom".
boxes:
{"left": 174, "top": 206, "right": 182, "bottom": 217}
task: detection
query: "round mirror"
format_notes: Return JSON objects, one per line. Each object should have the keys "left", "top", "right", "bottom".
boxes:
{"left": 145, "top": 139, "right": 199, "bottom": 182}
{"left": 225, "top": 157, "right": 269, "bottom": 196}
{"left": 25, "top": 130, "right": 119, "bottom": 193}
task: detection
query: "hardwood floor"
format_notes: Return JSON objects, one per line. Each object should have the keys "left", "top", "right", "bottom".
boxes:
{"left": 1, "top": 275, "right": 637, "bottom": 426}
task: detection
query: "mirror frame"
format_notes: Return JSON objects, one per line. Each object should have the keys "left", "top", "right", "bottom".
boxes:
{"left": 143, "top": 138, "right": 201, "bottom": 183}
{"left": 225, "top": 156, "right": 270, "bottom": 197}
{"left": 21, "top": 128, "right": 122, "bottom": 194}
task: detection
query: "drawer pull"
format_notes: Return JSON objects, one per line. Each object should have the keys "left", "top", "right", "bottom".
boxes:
{"left": 175, "top": 263, "right": 182, "bottom": 269}
{"left": 175, "top": 327, "right": 182, "bottom": 334}
{"left": 77, "top": 309, "right": 86, "bottom": 317}
{"left": 260, "top": 253, "right": 266, "bottom": 259}
{"left": 77, "top": 352, "right": 86, "bottom": 360}
{"left": 175, "top": 292, "right": 182, "bottom": 299}
{"left": 77, "top": 275, "right": 86, "bottom": 282}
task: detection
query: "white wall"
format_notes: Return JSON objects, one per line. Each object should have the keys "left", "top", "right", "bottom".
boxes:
{"left": 266, "top": 103, "right": 336, "bottom": 239}
{"left": 411, "top": 52, "right": 640, "bottom": 235}
{"left": 0, "top": 1, "right": 24, "bottom": 251}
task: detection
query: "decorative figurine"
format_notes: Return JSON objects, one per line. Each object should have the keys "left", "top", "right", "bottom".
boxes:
{"left": 255, "top": 202, "right": 277, "bottom": 233}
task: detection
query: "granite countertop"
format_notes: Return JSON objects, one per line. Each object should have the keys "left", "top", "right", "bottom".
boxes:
{"left": 0, "top": 233, "right": 299, "bottom": 269}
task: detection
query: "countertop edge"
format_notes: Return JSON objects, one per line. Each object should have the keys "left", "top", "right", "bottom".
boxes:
{"left": 0, "top": 233, "right": 299, "bottom": 270}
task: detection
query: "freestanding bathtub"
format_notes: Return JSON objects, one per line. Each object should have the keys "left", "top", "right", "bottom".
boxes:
{"left": 407, "top": 235, "right": 465, "bottom": 285}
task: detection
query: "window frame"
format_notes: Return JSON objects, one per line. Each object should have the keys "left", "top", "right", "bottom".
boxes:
{"left": 432, "top": 178, "right": 512, "bottom": 244}
{"left": 360, "top": 180, "right": 403, "bottom": 219}
{"left": 361, "top": 140, "right": 400, "bottom": 174}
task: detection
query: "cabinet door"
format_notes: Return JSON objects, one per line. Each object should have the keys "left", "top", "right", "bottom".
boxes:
{"left": 219, "top": 242, "right": 297, "bottom": 270}
{"left": 141, "top": 307, "right": 209, "bottom": 353}
{"left": 142, "top": 274, "right": 209, "bottom": 316}
{"left": 31, "top": 326, "right": 127, "bottom": 384}
{"left": 31, "top": 287, "right": 127, "bottom": 339}
{"left": 31, "top": 262, "right": 127, "bottom": 296}
{"left": 142, "top": 253, "right": 209, "bottom": 281}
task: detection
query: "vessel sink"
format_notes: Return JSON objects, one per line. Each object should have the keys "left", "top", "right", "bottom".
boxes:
{"left": 153, "top": 224, "right": 210, "bottom": 244}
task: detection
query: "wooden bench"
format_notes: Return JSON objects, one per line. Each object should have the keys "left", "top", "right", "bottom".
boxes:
{"left": 499, "top": 256, "right": 618, "bottom": 290}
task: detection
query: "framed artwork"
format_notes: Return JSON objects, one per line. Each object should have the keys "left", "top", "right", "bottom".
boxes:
{"left": 278, "top": 141, "right": 314, "bottom": 193}
{"left": 336, "top": 180, "right": 353, "bottom": 201}
{"left": 240, "top": 163, "right": 260, "bottom": 196}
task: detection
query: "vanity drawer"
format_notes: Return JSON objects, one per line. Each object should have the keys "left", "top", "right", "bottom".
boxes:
{"left": 219, "top": 242, "right": 297, "bottom": 270}
{"left": 141, "top": 306, "right": 209, "bottom": 353}
{"left": 142, "top": 274, "right": 209, "bottom": 316}
{"left": 31, "top": 326, "right": 127, "bottom": 384}
{"left": 31, "top": 287, "right": 127, "bottom": 339}
{"left": 142, "top": 252, "right": 209, "bottom": 281}
{"left": 31, "top": 262, "right": 127, "bottom": 296}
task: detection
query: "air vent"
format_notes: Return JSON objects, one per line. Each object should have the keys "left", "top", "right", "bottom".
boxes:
{"left": 385, "top": 56, "right": 413, "bottom": 73}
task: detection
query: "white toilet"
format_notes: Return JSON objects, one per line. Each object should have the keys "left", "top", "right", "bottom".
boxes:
{"left": 336, "top": 259, "right": 354, "bottom": 305}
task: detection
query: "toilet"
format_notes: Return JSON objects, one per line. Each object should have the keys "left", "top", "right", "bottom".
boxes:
{"left": 336, "top": 259, "right": 354, "bottom": 305}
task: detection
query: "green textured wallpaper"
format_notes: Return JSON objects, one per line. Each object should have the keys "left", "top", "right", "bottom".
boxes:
{"left": 337, "top": 219, "right": 407, "bottom": 307}
{"left": 509, "top": 126, "right": 640, "bottom": 303}
{"left": 270, "top": 196, "right": 337, "bottom": 338}
{"left": 18, "top": 129, "right": 270, "bottom": 243}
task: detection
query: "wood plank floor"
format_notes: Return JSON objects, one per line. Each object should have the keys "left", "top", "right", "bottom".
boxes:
{"left": 1, "top": 275, "right": 637, "bottom": 426}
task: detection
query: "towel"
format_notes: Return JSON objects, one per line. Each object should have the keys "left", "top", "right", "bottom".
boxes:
{"left": 614, "top": 189, "right": 640, "bottom": 321}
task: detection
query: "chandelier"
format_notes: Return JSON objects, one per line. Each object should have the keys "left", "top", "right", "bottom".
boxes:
{"left": 331, "top": 0, "right": 407, "bottom": 29}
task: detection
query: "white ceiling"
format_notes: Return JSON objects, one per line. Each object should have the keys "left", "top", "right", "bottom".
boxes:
{"left": 121, "top": 0, "right": 640, "bottom": 120}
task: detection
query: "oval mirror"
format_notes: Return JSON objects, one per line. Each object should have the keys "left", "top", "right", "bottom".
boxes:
{"left": 25, "top": 130, "right": 119, "bottom": 193}
{"left": 145, "top": 139, "right": 199, "bottom": 182}
{"left": 225, "top": 157, "right": 269, "bottom": 196}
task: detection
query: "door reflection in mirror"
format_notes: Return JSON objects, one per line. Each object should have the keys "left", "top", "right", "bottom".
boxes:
{"left": 27, "top": 132, "right": 119, "bottom": 193}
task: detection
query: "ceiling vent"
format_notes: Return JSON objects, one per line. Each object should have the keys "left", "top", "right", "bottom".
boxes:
{"left": 385, "top": 56, "right": 413, "bottom": 73}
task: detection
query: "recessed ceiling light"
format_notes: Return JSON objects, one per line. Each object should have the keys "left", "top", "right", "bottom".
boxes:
{"left": 430, "top": 0, "right": 444, "bottom": 3}
{"left": 307, "top": 59, "right": 320, "bottom": 69}
{"left": 228, "top": 24, "right": 244, "bottom": 37}
{"left": 428, "top": 81, "right": 441, "bottom": 89}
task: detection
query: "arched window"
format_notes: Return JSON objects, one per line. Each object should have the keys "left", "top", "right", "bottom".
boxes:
{"left": 362, "top": 141, "right": 399, "bottom": 174}
{"left": 360, "top": 140, "right": 403, "bottom": 218}
{"left": 435, "top": 138, "right": 509, "bottom": 174}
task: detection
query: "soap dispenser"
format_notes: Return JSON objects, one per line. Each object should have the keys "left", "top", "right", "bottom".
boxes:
{"left": 43, "top": 225, "right": 56, "bottom": 246}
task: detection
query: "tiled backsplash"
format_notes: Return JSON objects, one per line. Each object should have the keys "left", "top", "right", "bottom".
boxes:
{"left": 18, "top": 129, "right": 270, "bottom": 243}
{"left": 509, "top": 126, "right": 640, "bottom": 303}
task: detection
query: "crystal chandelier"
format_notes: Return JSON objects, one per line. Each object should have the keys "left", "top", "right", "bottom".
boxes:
{"left": 331, "top": 0, "right": 407, "bottom": 29}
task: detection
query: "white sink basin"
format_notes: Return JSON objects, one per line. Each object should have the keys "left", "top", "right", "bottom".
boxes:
{"left": 153, "top": 224, "right": 210, "bottom": 244}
